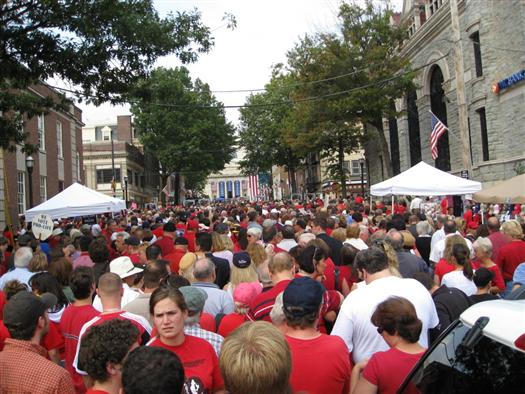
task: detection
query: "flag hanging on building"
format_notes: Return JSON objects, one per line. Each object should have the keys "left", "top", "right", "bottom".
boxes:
{"left": 430, "top": 111, "right": 448, "bottom": 160}
{"left": 249, "top": 174, "right": 259, "bottom": 201}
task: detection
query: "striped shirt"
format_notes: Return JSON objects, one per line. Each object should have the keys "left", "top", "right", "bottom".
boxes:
{"left": 248, "top": 279, "right": 291, "bottom": 322}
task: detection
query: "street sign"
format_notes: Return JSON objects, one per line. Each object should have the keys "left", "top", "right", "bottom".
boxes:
{"left": 31, "top": 213, "right": 53, "bottom": 240}
{"left": 460, "top": 170, "right": 469, "bottom": 179}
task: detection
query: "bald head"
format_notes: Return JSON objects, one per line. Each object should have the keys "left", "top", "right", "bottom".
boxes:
{"left": 487, "top": 217, "right": 500, "bottom": 232}
{"left": 193, "top": 258, "right": 215, "bottom": 282}
{"left": 268, "top": 252, "right": 294, "bottom": 274}
{"left": 386, "top": 230, "right": 404, "bottom": 251}
{"left": 98, "top": 272, "right": 123, "bottom": 297}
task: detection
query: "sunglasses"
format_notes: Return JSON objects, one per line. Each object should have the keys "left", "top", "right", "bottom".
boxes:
{"left": 377, "top": 327, "right": 384, "bottom": 334}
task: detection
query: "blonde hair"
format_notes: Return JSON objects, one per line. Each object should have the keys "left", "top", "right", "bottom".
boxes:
{"left": 501, "top": 220, "right": 523, "bottom": 240}
{"left": 230, "top": 264, "right": 259, "bottom": 289}
{"left": 247, "top": 243, "right": 267, "bottom": 267}
{"left": 28, "top": 251, "right": 49, "bottom": 273}
{"left": 346, "top": 224, "right": 360, "bottom": 239}
{"left": 178, "top": 253, "right": 197, "bottom": 283}
{"left": 212, "top": 232, "right": 226, "bottom": 252}
{"left": 444, "top": 234, "right": 467, "bottom": 262}
{"left": 455, "top": 218, "right": 466, "bottom": 234}
{"left": 222, "top": 235, "right": 234, "bottom": 252}
{"left": 220, "top": 321, "right": 292, "bottom": 394}
{"left": 331, "top": 228, "right": 347, "bottom": 242}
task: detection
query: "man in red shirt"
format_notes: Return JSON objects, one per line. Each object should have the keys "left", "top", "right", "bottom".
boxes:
{"left": 0, "top": 291, "right": 75, "bottom": 393}
{"left": 487, "top": 217, "right": 509, "bottom": 261}
{"left": 78, "top": 319, "right": 140, "bottom": 394}
{"left": 283, "top": 277, "right": 351, "bottom": 394}
{"left": 163, "top": 237, "right": 188, "bottom": 273}
{"left": 155, "top": 222, "right": 176, "bottom": 256}
{"left": 185, "top": 219, "right": 199, "bottom": 252}
{"left": 122, "top": 236, "right": 142, "bottom": 265}
{"left": 248, "top": 252, "right": 294, "bottom": 322}
{"left": 61, "top": 267, "right": 100, "bottom": 394}
{"left": 73, "top": 273, "right": 151, "bottom": 377}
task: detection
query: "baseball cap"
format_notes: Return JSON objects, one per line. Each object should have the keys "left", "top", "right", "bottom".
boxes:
{"left": 110, "top": 256, "right": 143, "bottom": 279}
{"left": 179, "top": 286, "right": 207, "bottom": 313}
{"left": 283, "top": 277, "right": 324, "bottom": 317}
{"left": 69, "top": 228, "right": 82, "bottom": 242}
{"left": 473, "top": 267, "right": 494, "bottom": 288}
{"left": 232, "top": 252, "right": 251, "bottom": 269}
{"left": 3, "top": 291, "right": 57, "bottom": 329}
{"left": 174, "top": 237, "right": 189, "bottom": 246}
{"left": 233, "top": 282, "right": 262, "bottom": 305}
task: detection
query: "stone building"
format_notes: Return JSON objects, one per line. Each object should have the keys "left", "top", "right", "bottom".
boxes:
{"left": 368, "top": 0, "right": 525, "bottom": 187}
{"left": 204, "top": 149, "right": 251, "bottom": 200}
{"left": 82, "top": 115, "right": 160, "bottom": 207}
{"left": 1, "top": 84, "right": 83, "bottom": 229}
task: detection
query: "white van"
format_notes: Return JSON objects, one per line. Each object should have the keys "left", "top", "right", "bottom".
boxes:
{"left": 400, "top": 299, "right": 525, "bottom": 393}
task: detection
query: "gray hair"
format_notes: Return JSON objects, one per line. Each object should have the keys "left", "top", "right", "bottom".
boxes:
{"left": 193, "top": 257, "right": 216, "bottom": 281}
{"left": 270, "top": 292, "right": 286, "bottom": 326}
{"left": 14, "top": 247, "right": 33, "bottom": 268}
{"left": 416, "top": 221, "right": 433, "bottom": 236}
{"left": 473, "top": 237, "right": 492, "bottom": 256}
{"left": 247, "top": 227, "right": 262, "bottom": 240}
{"left": 386, "top": 230, "right": 404, "bottom": 251}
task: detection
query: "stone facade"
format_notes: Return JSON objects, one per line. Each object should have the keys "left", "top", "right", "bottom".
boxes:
{"left": 369, "top": 0, "right": 525, "bottom": 187}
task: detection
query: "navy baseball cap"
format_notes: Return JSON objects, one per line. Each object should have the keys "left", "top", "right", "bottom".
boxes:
{"left": 283, "top": 277, "right": 324, "bottom": 317}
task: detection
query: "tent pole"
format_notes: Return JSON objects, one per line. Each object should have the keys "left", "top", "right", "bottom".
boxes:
{"left": 392, "top": 195, "right": 394, "bottom": 215}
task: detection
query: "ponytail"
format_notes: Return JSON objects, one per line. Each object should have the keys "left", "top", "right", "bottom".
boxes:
{"left": 452, "top": 243, "right": 473, "bottom": 280}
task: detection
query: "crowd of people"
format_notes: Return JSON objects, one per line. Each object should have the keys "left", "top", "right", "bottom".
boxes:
{"left": 0, "top": 195, "right": 524, "bottom": 394}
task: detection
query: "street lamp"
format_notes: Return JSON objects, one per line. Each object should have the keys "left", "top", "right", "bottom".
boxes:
{"left": 123, "top": 175, "right": 128, "bottom": 208}
{"left": 359, "top": 157, "right": 365, "bottom": 197}
{"left": 25, "top": 155, "right": 34, "bottom": 208}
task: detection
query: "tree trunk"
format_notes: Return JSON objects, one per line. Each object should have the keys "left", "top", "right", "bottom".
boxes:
{"left": 338, "top": 137, "right": 347, "bottom": 199}
{"left": 174, "top": 171, "right": 180, "bottom": 205}
{"left": 288, "top": 163, "right": 297, "bottom": 195}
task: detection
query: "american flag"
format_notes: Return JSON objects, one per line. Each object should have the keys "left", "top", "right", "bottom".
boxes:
{"left": 430, "top": 112, "right": 448, "bottom": 160}
{"left": 249, "top": 174, "right": 259, "bottom": 201}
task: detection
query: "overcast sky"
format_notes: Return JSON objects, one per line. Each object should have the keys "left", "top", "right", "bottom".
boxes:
{"left": 79, "top": 0, "right": 403, "bottom": 127}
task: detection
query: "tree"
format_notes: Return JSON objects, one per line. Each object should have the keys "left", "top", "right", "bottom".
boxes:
{"left": 0, "top": 0, "right": 213, "bottom": 151}
{"left": 130, "top": 67, "right": 236, "bottom": 203}
{"left": 238, "top": 70, "right": 301, "bottom": 194}
{"left": 283, "top": 0, "right": 415, "bottom": 197}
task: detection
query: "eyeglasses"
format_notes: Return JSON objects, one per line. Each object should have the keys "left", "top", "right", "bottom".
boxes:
{"left": 377, "top": 327, "right": 384, "bottom": 334}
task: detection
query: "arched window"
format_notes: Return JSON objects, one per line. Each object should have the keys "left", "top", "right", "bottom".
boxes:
{"left": 429, "top": 66, "right": 450, "bottom": 171}
{"left": 407, "top": 89, "right": 422, "bottom": 166}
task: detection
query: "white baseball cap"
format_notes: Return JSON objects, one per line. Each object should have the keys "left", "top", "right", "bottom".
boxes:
{"left": 110, "top": 256, "right": 143, "bottom": 279}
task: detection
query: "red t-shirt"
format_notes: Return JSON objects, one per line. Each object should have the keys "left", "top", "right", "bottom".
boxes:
{"left": 323, "top": 259, "right": 352, "bottom": 291}
{"left": 496, "top": 240, "right": 525, "bottom": 281}
{"left": 0, "top": 291, "right": 5, "bottom": 318}
{"left": 184, "top": 231, "right": 197, "bottom": 253}
{"left": 362, "top": 347, "right": 424, "bottom": 394}
{"left": 217, "top": 313, "right": 246, "bottom": 338}
{"left": 147, "top": 335, "right": 224, "bottom": 393}
{"left": 434, "top": 259, "right": 456, "bottom": 283}
{"left": 60, "top": 304, "right": 99, "bottom": 394}
{"left": 248, "top": 279, "right": 291, "bottom": 322}
{"left": 471, "top": 261, "right": 506, "bottom": 291}
{"left": 85, "top": 390, "right": 110, "bottom": 394}
{"left": 164, "top": 249, "right": 186, "bottom": 273}
{"left": 286, "top": 334, "right": 351, "bottom": 394}
{"left": 152, "top": 226, "right": 164, "bottom": 239}
{"left": 155, "top": 236, "right": 175, "bottom": 257}
{"left": 200, "top": 312, "right": 216, "bottom": 332}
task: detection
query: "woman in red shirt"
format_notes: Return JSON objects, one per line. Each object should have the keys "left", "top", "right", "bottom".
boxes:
{"left": 147, "top": 286, "right": 224, "bottom": 393}
{"left": 351, "top": 296, "right": 426, "bottom": 394}
{"left": 496, "top": 220, "right": 525, "bottom": 292}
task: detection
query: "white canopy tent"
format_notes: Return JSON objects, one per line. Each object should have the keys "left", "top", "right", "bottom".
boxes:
{"left": 25, "top": 183, "right": 126, "bottom": 221}
{"left": 371, "top": 161, "right": 482, "bottom": 197}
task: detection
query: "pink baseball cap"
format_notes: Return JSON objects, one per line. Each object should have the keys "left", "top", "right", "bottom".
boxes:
{"left": 233, "top": 282, "right": 262, "bottom": 306}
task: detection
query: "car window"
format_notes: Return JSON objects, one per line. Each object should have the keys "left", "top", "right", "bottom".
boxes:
{"left": 401, "top": 321, "right": 525, "bottom": 393}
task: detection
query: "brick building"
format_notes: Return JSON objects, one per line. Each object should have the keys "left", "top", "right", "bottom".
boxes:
{"left": 1, "top": 84, "right": 83, "bottom": 230}
{"left": 82, "top": 115, "right": 160, "bottom": 206}
{"left": 366, "top": 0, "right": 525, "bottom": 187}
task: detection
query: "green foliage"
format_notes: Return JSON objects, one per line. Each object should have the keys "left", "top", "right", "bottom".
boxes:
{"left": 130, "top": 67, "right": 236, "bottom": 191}
{"left": 0, "top": 0, "right": 213, "bottom": 151}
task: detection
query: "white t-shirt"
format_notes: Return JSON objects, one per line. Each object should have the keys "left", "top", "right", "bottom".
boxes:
{"left": 331, "top": 275, "right": 439, "bottom": 364}
{"left": 441, "top": 270, "right": 477, "bottom": 296}
{"left": 92, "top": 283, "right": 139, "bottom": 312}
{"left": 429, "top": 232, "right": 473, "bottom": 263}
{"left": 410, "top": 197, "right": 423, "bottom": 211}
{"left": 430, "top": 228, "right": 445, "bottom": 251}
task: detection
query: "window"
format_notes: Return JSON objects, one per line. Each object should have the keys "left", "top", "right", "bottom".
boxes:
{"left": 134, "top": 172, "right": 139, "bottom": 186}
{"left": 17, "top": 171, "right": 25, "bottom": 214}
{"left": 127, "top": 169, "right": 133, "bottom": 184}
{"left": 389, "top": 116, "right": 401, "bottom": 175}
{"left": 96, "top": 168, "right": 121, "bottom": 184}
{"left": 76, "top": 152, "right": 80, "bottom": 181}
{"left": 428, "top": 0, "right": 444, "bottom": 16}
{"left": 407, "top": 89, "right": 422, "bottom": 166}
{"left": 40, "top": 176, "right": 47, "bottom": 202}
{"left": 351, "top": 160, "right": 365, "bottom": 176}
{"left": 470, "top": 31, "right": 483, "bottom": 77}
{"left": 37, "top": 113, "right": 45, "bottom": 150}
{"left": 56, "top": 121, "right": 63, "bottom": 157}
{"left": 58, "top": 180, "right": 64, "bottom": 192}
{"left": 477, "top": 107, "right": 489, "bottom": 161}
